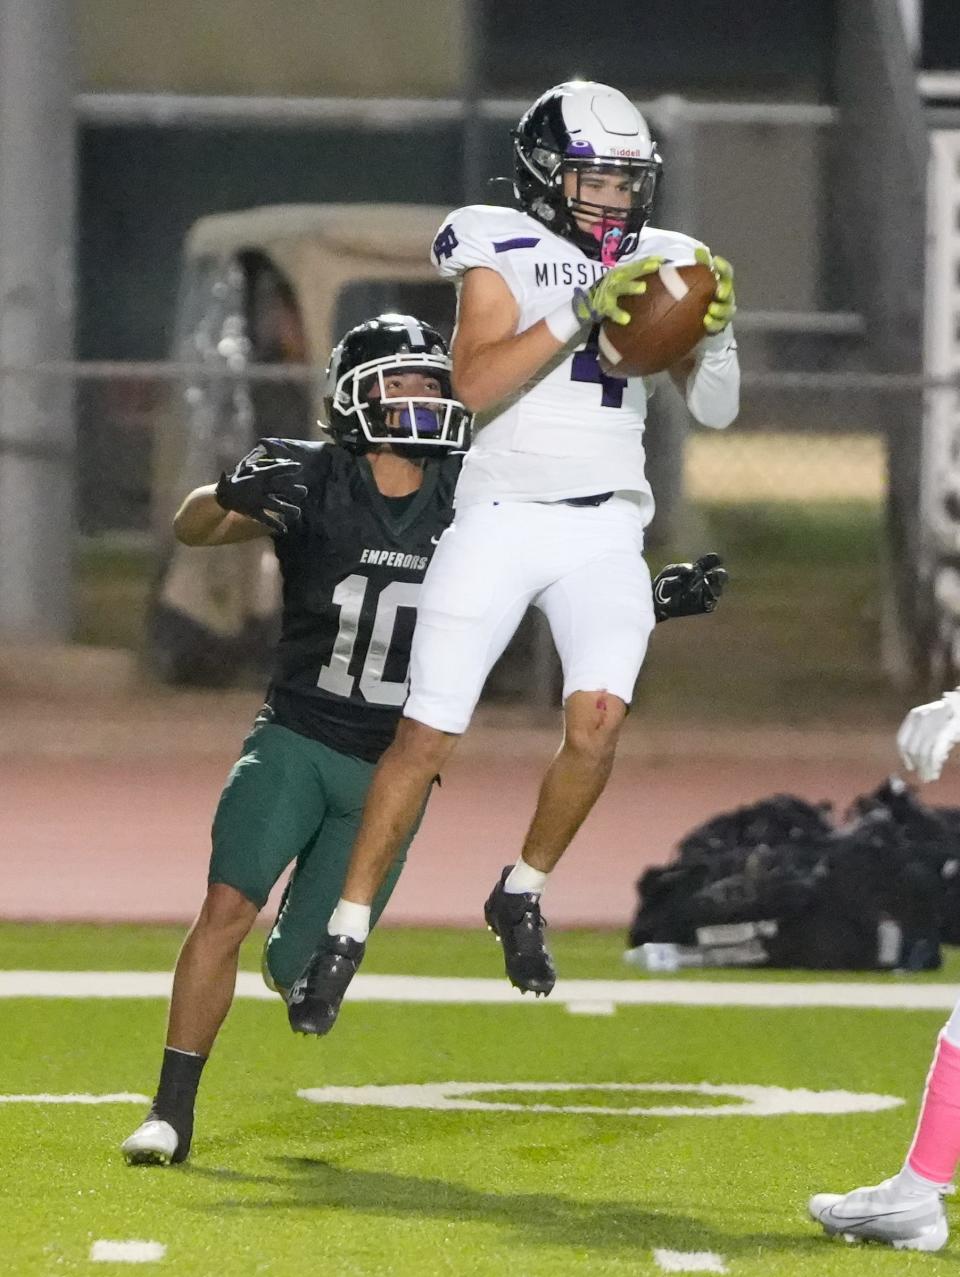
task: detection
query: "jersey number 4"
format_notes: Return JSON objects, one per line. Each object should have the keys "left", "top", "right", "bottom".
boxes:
{"left": 317, "top": 573, "right": 419, "bottom": 707}
{"left": 570, "top": 324, "right": 626, "bottom": 408}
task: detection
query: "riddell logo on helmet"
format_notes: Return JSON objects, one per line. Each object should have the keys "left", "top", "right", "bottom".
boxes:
{"left": 608, "top": 147, "right": 646, "bottom": 157}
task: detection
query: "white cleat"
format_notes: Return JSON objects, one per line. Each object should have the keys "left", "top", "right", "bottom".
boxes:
{"left": 121, "top": 1119, "right": 180, "bottom": 1166}
{"left": 809, "top": 1177, "right": 950, "bottom": 1252}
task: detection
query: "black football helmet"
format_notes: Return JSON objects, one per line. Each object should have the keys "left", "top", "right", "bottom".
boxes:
{"left": 323, "top": 314, "right": 471, "bottom": 457}
{"left": 513, "top": 80, "right": 662, "bottom": 264}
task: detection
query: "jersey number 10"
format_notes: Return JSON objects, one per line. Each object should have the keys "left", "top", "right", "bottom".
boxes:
{"left": 316, "top": 573, "right": 419, "bottom": 707}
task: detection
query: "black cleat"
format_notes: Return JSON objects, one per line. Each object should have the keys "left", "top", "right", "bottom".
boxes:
{"left": 287, "top": 934, "right": 365, "bottom": 1036}
{"left": 483, "top": 866, "right": 556, "bottom": 996}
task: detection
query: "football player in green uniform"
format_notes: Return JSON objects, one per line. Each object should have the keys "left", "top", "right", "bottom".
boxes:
{"left": 121, "top": 313, "right": 471, "bottom": 1165}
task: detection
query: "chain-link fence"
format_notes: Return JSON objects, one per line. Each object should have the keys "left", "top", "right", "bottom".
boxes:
{"left": 17, "top": 353, "right": 928, "bottom": 729}
{"left": 68, "top": 361, "right": 901, "bottom": 533}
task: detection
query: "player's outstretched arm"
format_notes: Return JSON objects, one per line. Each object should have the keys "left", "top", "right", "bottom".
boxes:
{"left": 173, "top": 484, "right": 272, "bottom": 546}
{"left": 175, "top": 439, "right": 309, "bottom": 544}
{"left": 897, "top": 690, "right": 960, "bottom": 783}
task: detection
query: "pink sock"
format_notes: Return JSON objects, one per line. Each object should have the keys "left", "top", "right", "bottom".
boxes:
{"left": 906, "top": 1032, "right": 960, "bottom": 1185}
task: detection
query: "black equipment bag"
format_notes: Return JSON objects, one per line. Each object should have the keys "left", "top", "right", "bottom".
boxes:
{"left": 628, "top": 780, "right": 956, "bottom": 971}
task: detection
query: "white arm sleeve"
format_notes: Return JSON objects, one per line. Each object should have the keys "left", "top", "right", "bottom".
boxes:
{"left": 685, "top": 327, "right": 740, "bottom": 429}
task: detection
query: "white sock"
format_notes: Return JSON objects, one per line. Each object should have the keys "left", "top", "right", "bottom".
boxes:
{"left": 893, "top": 1164, "right": 951, "bottom": 1196}
{"left": 503, "top": 858, "right": 548, "bottom": 895}
{"left": 327, "top": 899, "right": 370, "bottom": 943}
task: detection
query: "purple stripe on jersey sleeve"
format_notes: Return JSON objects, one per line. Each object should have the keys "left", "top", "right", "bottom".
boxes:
{"left": 492, "top": 237, "right": 541, "bottom": 252}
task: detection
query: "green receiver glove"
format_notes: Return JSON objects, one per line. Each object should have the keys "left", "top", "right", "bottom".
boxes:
{"left": 572, "top": 255, "right": 665, "bottom": 327}
{"left": 694, "top": 246, "right": 737, "bottom": 334}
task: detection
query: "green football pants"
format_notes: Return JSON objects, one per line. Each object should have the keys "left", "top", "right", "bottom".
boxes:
{"left": 208, "top": 720, "right": 420, "bottom": 991}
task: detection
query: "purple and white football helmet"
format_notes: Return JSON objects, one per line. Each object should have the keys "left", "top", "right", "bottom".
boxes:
{"left": 513, "top": 80, "right": 661, "bottom": 264}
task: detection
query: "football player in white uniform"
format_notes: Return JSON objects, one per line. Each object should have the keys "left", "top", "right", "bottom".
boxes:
{"left": 807, "top": 690, "right": 960, "bottom": 1251}
{"left": 287, "top": 80, "right": 739, "bottom": 1035}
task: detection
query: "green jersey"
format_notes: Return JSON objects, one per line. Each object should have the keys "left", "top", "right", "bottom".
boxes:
{"left": 266, "top": 440, "right": 459, "bottom": 762}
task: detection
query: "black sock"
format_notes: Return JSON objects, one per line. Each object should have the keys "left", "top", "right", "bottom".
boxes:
{"left": 150, "top": 1047, "right": 207, "bottom": 1162}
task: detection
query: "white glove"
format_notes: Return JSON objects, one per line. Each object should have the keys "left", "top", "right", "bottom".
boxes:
{"left": 897, "top": 690, "right": 960, "bottom": 782}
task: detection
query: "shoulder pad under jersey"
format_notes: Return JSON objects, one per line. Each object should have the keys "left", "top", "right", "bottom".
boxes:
{"left": 431, "top": 205, "right": 545, "bottom": 279}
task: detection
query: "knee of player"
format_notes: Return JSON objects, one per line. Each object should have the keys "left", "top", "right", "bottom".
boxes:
{"left": 563, "top": 691, "right": 625, "bottom": 760}
{"left": 197, "top": 882, "right": 259, "bottom": 942}
{"left": 392, "top": 716, "right": 459, "bottom": 773}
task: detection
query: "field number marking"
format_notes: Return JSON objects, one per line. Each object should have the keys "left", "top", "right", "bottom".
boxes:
{"left": 298, "top": 1080, "right": 903, "bottom": 1118}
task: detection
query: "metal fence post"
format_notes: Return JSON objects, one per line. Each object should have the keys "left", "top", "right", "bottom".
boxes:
{"left": 0, "top": 0, "right": 76, "bottom": 639}
{"left": 460, "top": 0, "right": 485, "bottom": 204}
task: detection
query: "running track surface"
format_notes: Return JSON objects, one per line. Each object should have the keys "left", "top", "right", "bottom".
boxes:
{"left": 5, "top": 688, "right": 959, "bottom": 930}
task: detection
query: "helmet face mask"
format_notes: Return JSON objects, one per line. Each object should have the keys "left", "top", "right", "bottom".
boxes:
{"left": 323, "top": 316, "right": 471, "bottom": 458}
{"left": 513, "top": 81, "right": 662, "bottom": 263}
{"left": 563, "top": 159, "right": 660, "bottom": 263}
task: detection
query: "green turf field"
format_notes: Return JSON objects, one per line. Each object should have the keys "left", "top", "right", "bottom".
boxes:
{"left": 5, "top": 924, "right": 960, "bottom": 1274}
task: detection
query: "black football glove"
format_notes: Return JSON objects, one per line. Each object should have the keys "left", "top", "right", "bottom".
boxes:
{"left": 215, "top": 439, "right": 308, "bottom": 535}
{"left": 653, "top": 552, "right": 728, "bottom": 623}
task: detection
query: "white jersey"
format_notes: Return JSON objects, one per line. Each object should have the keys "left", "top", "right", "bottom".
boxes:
{"left": 431, "top": 204, "right": 707, "bottom": 515}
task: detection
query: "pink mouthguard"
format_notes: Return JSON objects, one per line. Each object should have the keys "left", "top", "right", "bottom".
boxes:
{"left": 591, "top": 221, "right": 626, "bottom": 267}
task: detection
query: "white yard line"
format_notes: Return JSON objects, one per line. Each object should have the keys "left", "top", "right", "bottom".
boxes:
{"left": 1, "top": 970, "right": 958, "bottom": 1009}
{"left": 653, "top": 1249, "right": 728, "bottom": 1274}
{"left": 90, "top": 1240, "right": 166, "bottom": 1263}
{"left": 0, "top": 1092, "right": 148, "bottom": 1104}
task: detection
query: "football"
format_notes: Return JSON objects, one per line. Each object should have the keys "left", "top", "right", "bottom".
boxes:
{"left": 597, "top": 261, "right": 716, "bottom": 377}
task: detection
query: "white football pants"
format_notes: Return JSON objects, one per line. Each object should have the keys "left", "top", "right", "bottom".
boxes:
{"left": 404, "top": 497, "right": 655, "bottom": 734}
